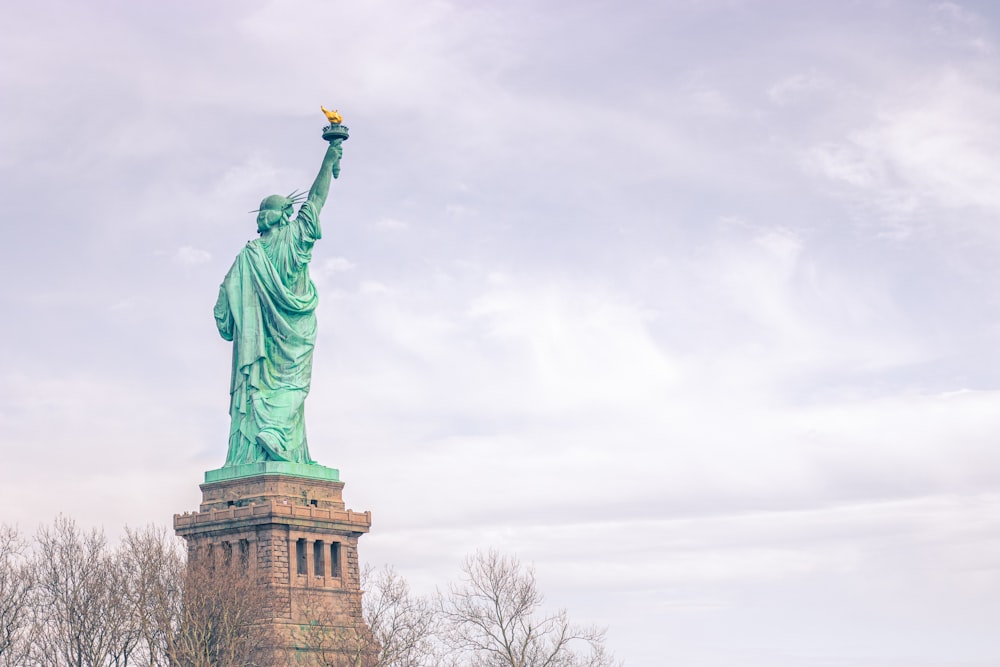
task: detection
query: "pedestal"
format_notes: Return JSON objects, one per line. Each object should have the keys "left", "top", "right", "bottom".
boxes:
{"left": 174, "top": 469, "right": 372, "bottom": 665}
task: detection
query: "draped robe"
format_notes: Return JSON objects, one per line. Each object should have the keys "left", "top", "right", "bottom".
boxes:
{"left": 213, "top": 202, "right": 321, "bottom": 465}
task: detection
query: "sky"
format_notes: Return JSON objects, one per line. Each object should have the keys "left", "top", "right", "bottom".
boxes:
{"left": 1, "top": 0, "right": 1000, "bottom": 665}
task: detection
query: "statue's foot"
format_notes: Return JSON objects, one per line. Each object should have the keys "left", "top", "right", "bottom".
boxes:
{"left": 255, "top": 431, "right": 289, "bottom": 461}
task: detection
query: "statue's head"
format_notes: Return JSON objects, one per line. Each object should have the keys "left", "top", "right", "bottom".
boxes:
{"left": 255, "top": 194, "right": 294, "bottom": 233}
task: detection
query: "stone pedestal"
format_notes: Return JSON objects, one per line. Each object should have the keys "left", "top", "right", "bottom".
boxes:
{"left": 174, "top": 469, "right": 372, "bottom": 665}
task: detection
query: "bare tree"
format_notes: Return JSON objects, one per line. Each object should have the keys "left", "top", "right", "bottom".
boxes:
{"left": 294, "top": 565, "right": 441, "bottom": 667}
{"left": 119, "top": 525, "right": 186, "bottom": 667}
{"left": 439, "top": 550, "right": 619, "bottom": 667}
{"left": 364, "top": 566, "right": 441, "bottom": 667}
{"left": 29, "top": 516, "right": 140, "bottom": 667}
{"left": 8, "top": 518, "right": 623, "bottom": 667}
{"left": 165, "top": 555, "right": 274, "bottom": 667}
{"left": 0, "top": 525, "right": 33, "bottom": 667}
{"left": 120, "top": 526, "right": 275, "bottom": 667}
{"left": 103, "top": 558, "right": 143, "bottom": 667}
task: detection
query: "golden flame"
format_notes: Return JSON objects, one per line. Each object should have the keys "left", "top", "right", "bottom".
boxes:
{"left": 321, "top": 106, "right": 343, "bottom": 125}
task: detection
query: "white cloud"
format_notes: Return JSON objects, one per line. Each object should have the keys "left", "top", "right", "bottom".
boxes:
{"left": 444, "top": 203, "right": 476, "bottom": 218}
{"left": 308, "top": 254, "right": 984, "bottom": 527}
{"left": 0, "top": 372, "right": 214, "bottom": 531}
{"left": 173, "top": 246, "right": 211, "bottom": 265}
{"left": 374, "top": 217, "right": 409, "bottom": 231}
{"left": 323, "top": 256, "right": 356, "bottom": 272}
{"left": 806, "top": 71, "right": 1000, "bottom": 226}
{"left": 767, "top": 71, "right": 831, "bottom": 106}
{"left": 685, "top": 86, "right": 734, "bottom": 116}
{"left": 358, "top": 281, "right": 391, "bottom": 295}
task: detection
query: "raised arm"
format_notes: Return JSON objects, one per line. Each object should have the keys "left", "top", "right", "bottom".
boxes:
{"left": 306, "top": 140, "right": 343, "bottom": 215}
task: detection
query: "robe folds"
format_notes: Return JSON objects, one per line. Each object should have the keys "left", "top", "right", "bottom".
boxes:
{"left": 214, "top": 202, "right": 321, "bottom": 465}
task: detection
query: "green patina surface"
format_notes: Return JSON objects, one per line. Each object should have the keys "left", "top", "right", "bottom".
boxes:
{"left": 210, "top": 118, "right": 349, "bottom": 480}
{"left": 204, "top": 461, "right": 340, "bottom": 483}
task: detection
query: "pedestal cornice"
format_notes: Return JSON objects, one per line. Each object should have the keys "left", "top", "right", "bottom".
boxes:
{"left": 173, "top": 499, "right": 371, "bottom": 537}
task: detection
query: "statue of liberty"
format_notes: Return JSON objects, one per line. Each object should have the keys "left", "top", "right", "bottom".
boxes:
{"left": 213, "top": 110, "right": 346, "bottom": 467}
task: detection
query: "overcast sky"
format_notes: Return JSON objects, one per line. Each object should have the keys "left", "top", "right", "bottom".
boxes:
{"left": 2, "top": 1, "right": 1000, "bottom": 665}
